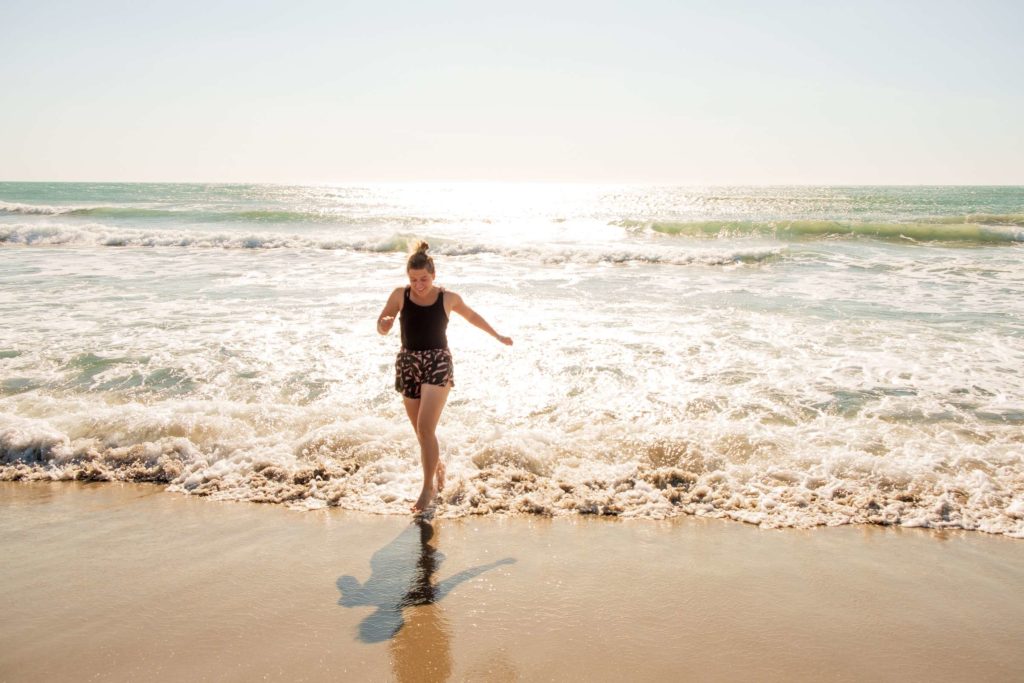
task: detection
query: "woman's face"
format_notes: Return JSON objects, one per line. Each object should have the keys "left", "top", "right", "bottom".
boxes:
{"left": 407, "top": 268, "right": 434, "bottom": 297}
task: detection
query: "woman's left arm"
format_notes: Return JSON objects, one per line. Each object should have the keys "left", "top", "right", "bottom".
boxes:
{"left": 450, "top": 292, "right": 513, "bottom": 346}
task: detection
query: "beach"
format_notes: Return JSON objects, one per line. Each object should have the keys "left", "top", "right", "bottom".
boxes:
{"left": 2, "top": 481, "right": 1022, "bottom": 681}
{"left": 2, "top": 183, "right": 1024, "bottom": 679}
{"left": 5, "top": 0, "right": 1024, "bottom": 677}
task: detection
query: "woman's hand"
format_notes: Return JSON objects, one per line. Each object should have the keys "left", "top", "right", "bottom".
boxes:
{"left": 496, "top": 334, "right": 513, "bottom": 346}
{"left": 377, "top": 288, "right": 403, "bottom": 335}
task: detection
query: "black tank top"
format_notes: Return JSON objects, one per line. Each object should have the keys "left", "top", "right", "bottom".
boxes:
{"left": 400, "top": 287, "right": 449, "bottom": 350}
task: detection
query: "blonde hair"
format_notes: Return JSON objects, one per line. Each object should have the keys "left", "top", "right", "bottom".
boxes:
{"left": 406, "top": 240, "right": 435, "bottom": 274}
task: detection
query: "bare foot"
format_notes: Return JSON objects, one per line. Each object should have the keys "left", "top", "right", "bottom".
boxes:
{"left": 411, "top": 486, "right": 436, "bottom": 514}
{"left": 435, "top": 459, "right": 446, "bottom": 493}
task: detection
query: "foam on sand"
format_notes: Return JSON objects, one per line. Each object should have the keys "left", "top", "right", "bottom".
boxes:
{"left": 3, "top": 409, "right": 1022, "bottom": 537}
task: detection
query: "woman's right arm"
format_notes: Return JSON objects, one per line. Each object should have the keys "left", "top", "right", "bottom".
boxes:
{"left": 376, "top": 288, "right": 403, "bottom": 335}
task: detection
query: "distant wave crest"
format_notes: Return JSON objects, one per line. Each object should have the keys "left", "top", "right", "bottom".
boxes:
{"left": 0, "top": 201, "right": 434, "bottom": 225}
{"left": 620, "top": 217, "right": 1024, "bottom": 243}
{"left": 0, "top": 224, "right": 783, "bottom": 266}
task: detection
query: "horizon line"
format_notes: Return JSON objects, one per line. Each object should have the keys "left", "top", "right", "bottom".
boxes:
{"left": 2, "top": 179, "right": 1024, "bottom": 188}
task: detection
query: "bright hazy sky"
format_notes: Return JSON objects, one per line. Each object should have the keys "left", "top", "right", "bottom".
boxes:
{"left": 2, "top": 0, "right": 1022, "bottom": 184}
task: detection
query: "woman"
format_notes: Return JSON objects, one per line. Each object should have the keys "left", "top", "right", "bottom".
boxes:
{"left": 377, "top": 242, "right": 513, "bottom": 513}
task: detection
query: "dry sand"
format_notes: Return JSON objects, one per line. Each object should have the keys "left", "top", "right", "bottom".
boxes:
{"left": 1, "top": 481, "right": 1022, "bottom": 682}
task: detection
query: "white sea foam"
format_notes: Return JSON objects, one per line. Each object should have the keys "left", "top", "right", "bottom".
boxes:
{"left": 0, "top": 223, "right": 784, "bottom": 266}
{"left": 2, "top": 403, "right": 1023, "bottom": 536}
{"left": 2, "top": 253, "right": 1022, "bottom": 537}
{"left": 3, "top": 183, "right": 1023, "bottom": 537}
{"left": 0, "top": 201, "right": 67, "bottom": 215}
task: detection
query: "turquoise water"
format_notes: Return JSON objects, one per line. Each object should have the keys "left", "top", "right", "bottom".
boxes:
{"left": 1, "top": 183, "right": 1023, "bottom": 536}
{"left": 3, "top": 182, "right": 1024, "bottom": 240}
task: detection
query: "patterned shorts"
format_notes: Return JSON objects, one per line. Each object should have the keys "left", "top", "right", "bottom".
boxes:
{"left": 395, "top": 348, "right": 454, "bottom": 399}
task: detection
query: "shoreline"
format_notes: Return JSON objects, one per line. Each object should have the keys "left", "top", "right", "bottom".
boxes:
{"left": 4, "top": 464, "right": 1021, "bottom": 540}
{"left": 3, "top": 481, "right": 1023, "bottom": 681}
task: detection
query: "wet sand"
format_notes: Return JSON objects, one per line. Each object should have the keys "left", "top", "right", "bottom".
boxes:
{"left": 1, "top": 482, "right": 1022, "bottom": 682}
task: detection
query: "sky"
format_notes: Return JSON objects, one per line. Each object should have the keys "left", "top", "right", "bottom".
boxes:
{"left": 1, "top": 0, "right": 1022, "bottom": 184}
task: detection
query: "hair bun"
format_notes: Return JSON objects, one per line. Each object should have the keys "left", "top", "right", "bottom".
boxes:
{"left": 406, "top": 241, "right": 436, "bottom": 273}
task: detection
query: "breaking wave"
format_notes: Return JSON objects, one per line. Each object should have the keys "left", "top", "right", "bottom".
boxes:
{"left": 0, "top": 201, "right": 433, "bottom": 225}
{"left": 2, "top": 414, "right": 1022, "bottom": 537}
{"left": 0, "top": 224, "right": 783, "bottom": 266}
{"left": 5, "top": 199, "right": 1023, "bottom": 245}
{"left": 622, "top": 217, "right": 1024, "bottom": 243}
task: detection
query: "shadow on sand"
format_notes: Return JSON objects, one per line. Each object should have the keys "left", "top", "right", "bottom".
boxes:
{"left": 337, "top": 517, "right": 515, "bottom": 643}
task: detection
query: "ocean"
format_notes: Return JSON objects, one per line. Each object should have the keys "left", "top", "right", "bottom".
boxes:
{"left": 1, "top": 183, "right": 1022, "bottom": 536}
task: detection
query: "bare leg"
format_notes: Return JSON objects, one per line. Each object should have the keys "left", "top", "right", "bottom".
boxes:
{"left": 435, "top": 453, "right": 447, "bottom": 493}
{"left": 410, "top": 383, "right": 451, "bottom": 513}
{"left": 434, "top": 380, "right": 454, "bottom": 492}
{"left": 402, "top": 396, "right": 427, "bottom": 495}
{"left": 403, "top": 396, "right": 420, "bottom": 432}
